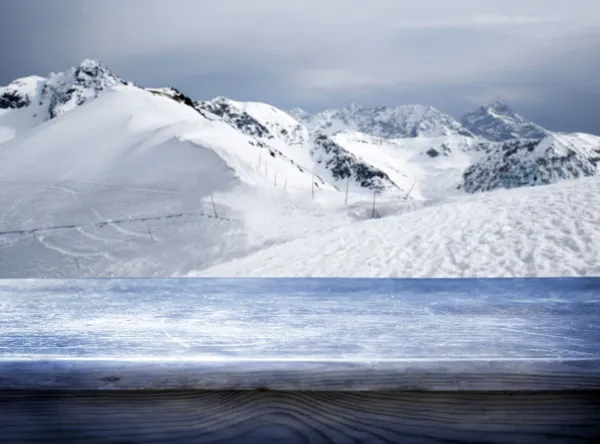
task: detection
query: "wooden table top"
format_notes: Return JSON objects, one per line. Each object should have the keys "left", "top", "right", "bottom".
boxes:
{"left": 1, "top": 278, "right": 599, "bottom": 391}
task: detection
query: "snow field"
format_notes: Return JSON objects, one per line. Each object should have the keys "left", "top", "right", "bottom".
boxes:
{"left": 195, "top": 176, "right": 600, "bottom": 278}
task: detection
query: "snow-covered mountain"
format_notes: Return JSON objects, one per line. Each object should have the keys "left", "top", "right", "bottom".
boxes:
{"left": 456, "top": 102, "right": 600, "bottom": 191}
{"left": 0, "top": 59, "right": 127, "bottom": 144}
{"left": 0, "top": 63, "right": 399, "bottom": 195}
{"left": 195, "top": 97, "right": 403, "bottom": 192}
{"left": 1, "top": 59, "right": 124, "bottom": 119}
{"left": 291, "top": 104, "right": 475, "bottom": 139}
{"left": 198, "top": 97, "right": 309, "bottom": 146}
{"left": 1, "top": 59, "right": 599, "bottom": 278}
{"left": 289, "top": 101, "right": 600, "bottom": 194}
{"left": 3, "top": 59, "right": 599, "bottom": 199}
{"left": 0, "top": 73, "right": 349, "bottom": 277}
{"left": 461, "top": 101, "right": 550, "bottom": 142}
{"left": 461, "top": 133, "right": 600, "bottom": 193}
{"left": 330, "top": 130, "right": 485, "bottom": 199}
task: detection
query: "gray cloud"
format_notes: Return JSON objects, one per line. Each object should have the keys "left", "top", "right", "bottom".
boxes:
{"left": 1, "top": 0, "right": 599, "bottom": 134}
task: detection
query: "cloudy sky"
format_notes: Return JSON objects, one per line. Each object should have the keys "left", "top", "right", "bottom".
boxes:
{"left": 1, "top": 0, "right": 599, "bottom": 133}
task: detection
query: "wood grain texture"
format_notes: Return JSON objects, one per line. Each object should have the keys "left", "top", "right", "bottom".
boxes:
{"left": 1, "top": 390, "right": 599, "bottom": 443}
{"left": 2, "top": 359, "right": 600, "bottom": 391}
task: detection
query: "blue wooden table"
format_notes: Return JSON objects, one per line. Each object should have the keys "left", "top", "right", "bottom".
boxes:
{"left": 1, "top": 278, "right": 599, "bottom": 443}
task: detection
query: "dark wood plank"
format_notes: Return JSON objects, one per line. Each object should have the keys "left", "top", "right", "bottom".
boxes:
{"left": 2, "top": 359, "right": 600, "bottom": 391}
{"left": 1, "top": 390, "right": 599, "bottom": 443}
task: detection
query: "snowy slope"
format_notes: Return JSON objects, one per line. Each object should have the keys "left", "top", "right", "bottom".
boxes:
{"left": 331, "top": 130, "right": 488, "bottom": 199}
{"left": 461, "top": 133, "right": 600, "bottom": 192}
{"left": 196, "top": 97, "right": 404, "bottom": 193}
{"left": 198, "top": 97, "right": 310, "bottom": 147}
{"left": 196, "top": 175, "right": 600, "bottom": 278}
{"left": 461, "top": 101, "right": 550, "bottom": 142}
{"left": 196, "top": 96, "right": 314, "bottom": 174}
{"left": 146, "top": 87, "right": 201, "bottom": 112}
{"left": 0, "top": 89, "right": 226, "bottom": 276}
{"left": 0, "top": 83, "right": 356, "bottom": 277}
{"left": 0, "top": 62, "right": 338, "bottom": 194}
{"left": 0, "top": 60, "right": 418, "bottom": 277}
{"left": 293, "top": 104, "right": 475, "bottom": 139}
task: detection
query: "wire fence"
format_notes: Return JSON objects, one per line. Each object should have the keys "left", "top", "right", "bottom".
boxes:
{"left": 0, "top": 208, "right": 241, "bottom": 239}
{"left": 258, "top": 151, "right": 417, "bottom": 211}
{"left": 1, "top": 153, "right": 419, "bottom": 241}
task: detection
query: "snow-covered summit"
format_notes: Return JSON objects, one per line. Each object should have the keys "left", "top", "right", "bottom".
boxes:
{"left": 0, "top": 59, "right": 125, "bottom": 123}
{"left": 487, "top": 101, "right": 512, "bottom": 114}
{"left": 461, "top": 101, "right": 549, "bottom": 142}
{"left": 0, "top": 60, "right": 130, "bottom": 144}
{"left": 41, "top": 59, "right": 125, "bottom": 119}
{"left": 295, "top": 103, "right": 475, "bottom": 139}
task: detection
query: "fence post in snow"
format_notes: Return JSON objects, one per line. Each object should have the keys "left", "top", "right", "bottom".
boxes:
{"left": 405, "top": 180, "right": 416, "bottom": 200}
{"left": 210, "top": 193, "right": 218, "bottom": 218}
{"left": 274, "top": 172, "right": 277, "bottom": 187}
{"left": 311, "top": 174, "right": 315, "bottom": 200}
{"left": 344, "top": 176, "right": 350, "bottom": 206}
{"left": 284, "top": 179, "right": 287, "bottom": 190}
{"left": 147, "top": 226, "right": 154, "bottom": 241}
{"left": 371, "top": 190, "right": 377, "bottom": 219}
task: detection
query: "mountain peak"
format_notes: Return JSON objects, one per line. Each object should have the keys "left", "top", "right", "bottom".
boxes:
{"left": 486, "top": 101, "right": 512, "bottom": 114}
{"left": 210, "top": 96, "right": 231, "bottom": 104}
{"left": 70, "top": 59, "right": 119, "bottom": 82}
{"left": 0, "top": 58, "right": 126, "bottom": 121}
{"left": 41, "top": 59, "right": 124, "bottom": 119}
{"left": 461, "top": 102, "right": 549, "bottom": 142}
{"left": 78, "top": 58, "right": 104, "bottom": 70}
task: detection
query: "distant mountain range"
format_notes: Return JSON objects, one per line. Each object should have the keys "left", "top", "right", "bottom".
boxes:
{"left": 1, "top": 59, "right": 599, "bottom": 197}
{"left": 289, "top": 103, "right": 474, "bottom": 139}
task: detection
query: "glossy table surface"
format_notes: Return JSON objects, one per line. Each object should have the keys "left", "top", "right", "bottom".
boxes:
{"left": 1, "top": 278, "right": 599, "bottom": 390}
